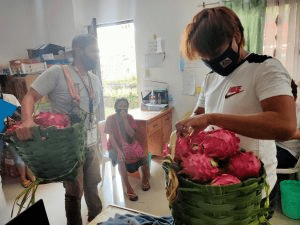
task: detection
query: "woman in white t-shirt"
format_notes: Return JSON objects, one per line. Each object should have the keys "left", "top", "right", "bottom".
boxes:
{"left": 176, "top": 6, "right": 296, "bottom": 218}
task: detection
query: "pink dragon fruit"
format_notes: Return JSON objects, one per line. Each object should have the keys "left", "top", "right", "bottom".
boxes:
{"left": 189, "top": 130, "right": 206, "bottom": 154}
{"left": 181, "top": 153, "right": 219, "bottom": 183}
{"left": 227, "top": 151, "right": 261, "bottom": 180}
{"left": 211, "top": 174, "right": 241, "bottom": 186}
{"left": 6, "top": 121, "right": 22, "bottom": 135}
{"left": 163, "top": 143, "right": 170, "bottom": 157}
{"left": 202, "top": 136, "right": 231, "bottom": 159}
{"left": 201, "top": 129, "right": 240, "bottom": 159}
{"left": 175, "top": 135, "right": 191, "bottom": 161}
{"left": 207, "top": 129, "right": 240, "bottom": 152}
{"left": 34, "top": 112, "right": 71, "bottom": 129}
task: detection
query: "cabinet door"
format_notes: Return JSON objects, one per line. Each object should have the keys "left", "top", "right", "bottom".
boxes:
{"left": 147, "top": 117, "right": 163, "bottom": 156}
{"left": 162, "top": 112, "right": 172, "bottom": 144}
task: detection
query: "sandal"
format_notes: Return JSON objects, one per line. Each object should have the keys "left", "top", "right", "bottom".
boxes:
{"left": 126, "top": 192, "right": 138, "bottom": 201}
{"left": 142, "top": 182, "right": 151, "bottom": 191}
{"left": 21, "top": 179, "right": 32, "bottom": 188}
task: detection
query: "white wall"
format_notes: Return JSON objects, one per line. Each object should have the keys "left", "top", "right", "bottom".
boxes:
{"left": 134, "top": 0, "right": 214, "bottom": 123}
{"left": 0, "top": 0, "right": 38, "bottom": 63}
{"left": 0, "top": 0, "right": 215, "bottom": 126}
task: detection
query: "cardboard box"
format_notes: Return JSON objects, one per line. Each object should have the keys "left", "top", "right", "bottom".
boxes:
{"left": 9, "top": 60, "right": 47, "bottom": 75}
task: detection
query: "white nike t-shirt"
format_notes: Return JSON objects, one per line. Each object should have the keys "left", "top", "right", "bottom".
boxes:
{"left": 196, "top": 54, "right": 292, "bottom": 193}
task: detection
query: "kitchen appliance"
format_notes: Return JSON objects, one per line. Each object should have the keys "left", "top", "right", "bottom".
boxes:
{"left": 142, "top": 89, "right": 168, "bottom": 104}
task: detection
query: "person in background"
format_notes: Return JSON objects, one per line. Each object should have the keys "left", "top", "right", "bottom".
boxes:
{"left": 276, "top": 79, "right": 300, "bottom": 168}
{"left": 16, "top": 34, "right": 103, "bottom": 225}
{"left": 105, "top": 97, "right": 150, "bottom": 201}
{"left": 176, "top": 6, "right": 296, "bottom": 218}
{"left": 0, "top": 90, "right": 35, "bottom": 188}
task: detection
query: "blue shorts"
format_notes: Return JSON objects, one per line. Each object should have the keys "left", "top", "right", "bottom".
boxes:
{"left": 109, "top": 149, "right": 147, "bottom": 173}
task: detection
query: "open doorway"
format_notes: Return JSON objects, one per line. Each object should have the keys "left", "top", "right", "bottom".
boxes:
{"left": 97, "top": 21, "right": 138, "bottom": 118}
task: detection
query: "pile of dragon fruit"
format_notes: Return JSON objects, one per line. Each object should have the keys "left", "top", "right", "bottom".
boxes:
{"left": 33, "top": 112, "right": 70, "bottom": 129}
{"left": 6, "top": 112, "right": 70, "bottom": 135}
{"left": 166, "top": 129, "right": 261, "bottom": 186}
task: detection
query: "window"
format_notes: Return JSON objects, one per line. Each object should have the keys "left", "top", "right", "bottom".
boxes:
{"left": 263, "top": 0, "right": 300, "bottom": 81}
{"left": 97, "top": 21, "right": 138, "bottom": 117}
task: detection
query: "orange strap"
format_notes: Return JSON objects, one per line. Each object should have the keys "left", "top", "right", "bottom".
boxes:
{"left": 61, "top": 65, "right": 80, "bottom": 104}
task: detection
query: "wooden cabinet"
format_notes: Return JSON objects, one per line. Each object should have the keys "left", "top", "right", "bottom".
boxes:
{"left": 129, "top": 107, "right": 173, "bottom": 156}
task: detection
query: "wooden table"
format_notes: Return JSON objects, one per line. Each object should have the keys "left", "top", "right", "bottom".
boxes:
{"left": 88, "top": 204, "right": 158, "bottom": 225}
{"left": 129, "top": 107, "right": 173, "bottom": 156}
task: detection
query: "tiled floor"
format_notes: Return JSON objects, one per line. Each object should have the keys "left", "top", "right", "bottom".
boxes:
{"left": 0, "top": 157, "right": 299, "bottom": 225}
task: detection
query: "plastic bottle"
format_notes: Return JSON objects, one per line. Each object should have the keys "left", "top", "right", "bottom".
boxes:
{"left": 157, "top": 93, "right": 161, "bottom": 104}
{"left": 150, "top": 90, "right": 156, "bottom": 104}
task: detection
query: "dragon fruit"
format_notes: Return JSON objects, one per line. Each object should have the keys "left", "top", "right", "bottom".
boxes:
{"left": 181, "top": 153, "right": 219, "bottom": 183}
{"left": 163, "top": 143, "right": 170, "bottom": 157}
{"left": 6, "top": 121, "right": 22, "bottom": 135}
{"left": 211, "top": 174, "right": 241, "bottom": 186}
{"left": 189, "top": 130, "right": 206, "bottom": 154}
{"left": 34, "top": 112, "right": 70, "bottom": 129}
{"left": 204, "top": 129, "right": 240, "bottom": 159}
{"left": 175, "top": 135, "right": 191, "bottom": 161}
{"left": 227, "top": 151, "right": 261, "bottom": 180}
{"left": 202, "top": 136, "right": 232, "bottom": 159}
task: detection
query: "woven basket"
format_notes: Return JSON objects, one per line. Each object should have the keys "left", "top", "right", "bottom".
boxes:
{"left": 5, "top": 122, "right": 85, "bottom": 182}
{"left": 163, "top": 162, "right": 271, "bottom": 225}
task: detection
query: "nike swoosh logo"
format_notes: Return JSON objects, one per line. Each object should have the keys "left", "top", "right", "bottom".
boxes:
{"left": 225, "top": 91, "right": 244, "bottom": 99}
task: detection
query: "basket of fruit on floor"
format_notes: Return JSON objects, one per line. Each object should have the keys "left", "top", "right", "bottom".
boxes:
{"left": 162, "top": 129, "right": 271, "bottom": 225}
{"left": 1, "top": 111, "right": 86, "bottom": 215}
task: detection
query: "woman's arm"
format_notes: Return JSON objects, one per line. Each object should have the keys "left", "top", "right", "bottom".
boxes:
{"left": 120, "top": 111, "right": 135, "bottom": 139}
{"left": 177, "top": 95, "right": 297, "bottom": 141}
{"left": 291, "top": 130, "right": 300, "bottom": 140}
{"left": 109, "top": 134, "right": 125, "bottom": 161}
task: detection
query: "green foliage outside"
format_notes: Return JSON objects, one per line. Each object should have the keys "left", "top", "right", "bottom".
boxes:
{"left": 103, "top": 76, "right": 138, "bottom": 118}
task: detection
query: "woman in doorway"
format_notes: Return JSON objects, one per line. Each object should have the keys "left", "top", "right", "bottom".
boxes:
{"left": 105, "top": 97, "right": 150, "bottom": 201}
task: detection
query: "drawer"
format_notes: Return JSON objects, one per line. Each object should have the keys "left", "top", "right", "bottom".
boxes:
{"left": 162, "top": 113, "right": 172, "bottom": 127}
{"left": 147, "top": 118, "right": 161, "bottom": 135}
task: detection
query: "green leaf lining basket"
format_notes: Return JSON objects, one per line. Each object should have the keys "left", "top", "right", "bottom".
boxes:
{"left": 2, "top": 121, "right": 86, "bottom": 216}
{"left": 163, "top": 159, "right": 271, "bottom": 225}
{"left": 11, "top": 122, "right": 85, "bottom": 182}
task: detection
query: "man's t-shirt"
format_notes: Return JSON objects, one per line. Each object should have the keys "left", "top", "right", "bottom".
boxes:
{"left": 31, "top": 65, "right": 103, "bottom": 147}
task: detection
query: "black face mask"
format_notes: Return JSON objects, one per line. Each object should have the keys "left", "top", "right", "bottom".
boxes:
{"left": 82, "top": 53, "right": 97, "bottom": 71}
{"left": 203, "top": 41, "right": 240, "bottom": 76}
{"left": 115, "top": 109, "right": 128, "bottom": 114}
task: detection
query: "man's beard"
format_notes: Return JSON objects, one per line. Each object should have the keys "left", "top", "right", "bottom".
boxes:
{"left": 82, "top": 54, "right": 97, "bottom": 71}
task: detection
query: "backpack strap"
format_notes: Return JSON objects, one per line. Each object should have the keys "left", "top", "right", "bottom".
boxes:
{"left": 61, "top": 65, "right": 80, "bottom": 104}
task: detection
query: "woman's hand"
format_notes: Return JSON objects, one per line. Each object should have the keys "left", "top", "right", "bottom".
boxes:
{"left": 176, "top": 114, "right": 210, "bottom": 135}
{"left": 15, "top": 120, "right": 37, "bottom": 141}
{"left": 119, "top": 110, "right": 128, "bottom": 121}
